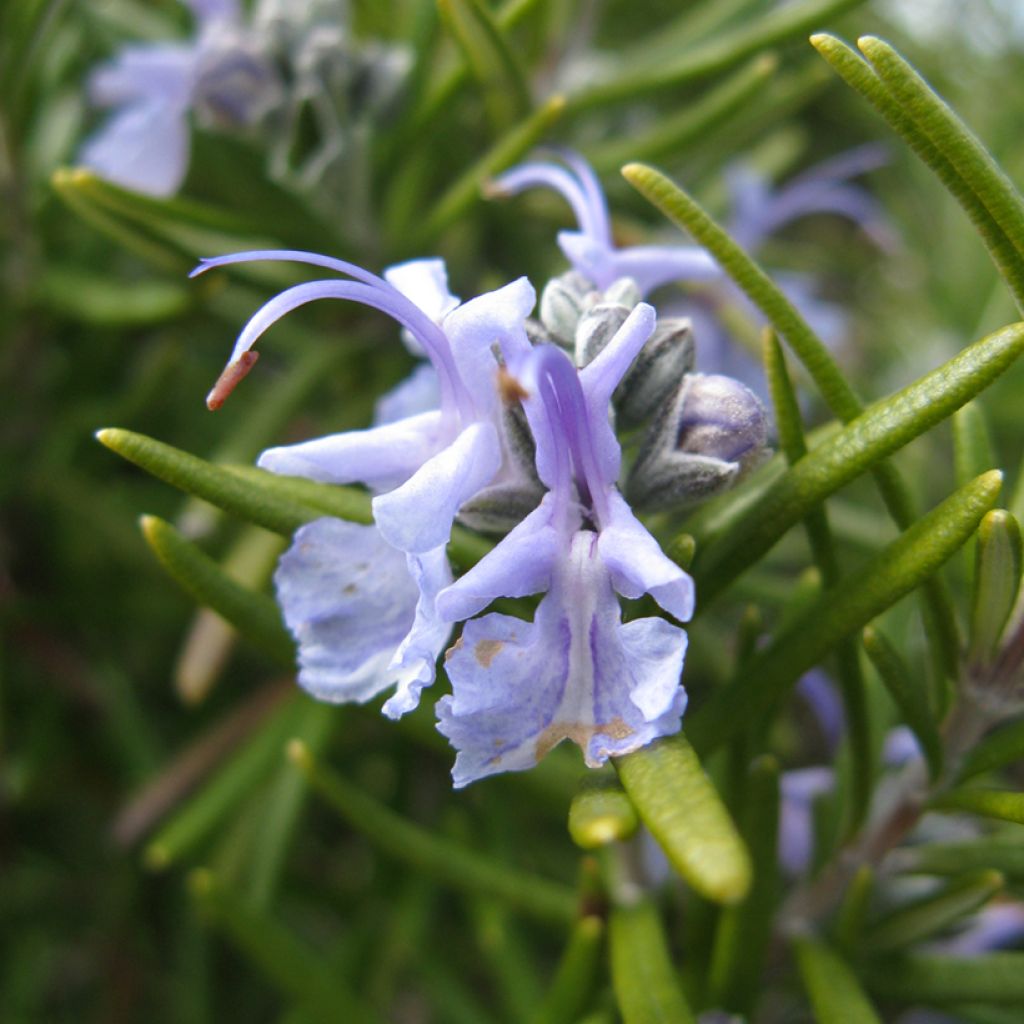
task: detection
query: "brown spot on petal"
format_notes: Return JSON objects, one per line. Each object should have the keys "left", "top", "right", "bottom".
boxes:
{"left": 343, "top": 584, "right": 357, "bottom": 595}
{"left": 444, "top": 636, "right": 465, "bottom": 662}
{"left": 497, "top": 367, "right": 530, "bottom": 406}
{"left": 474, "top": 639, "right": 504, "bottom": 667}
{"left": 534, "top": 717, "right": 634, "bottom": 762}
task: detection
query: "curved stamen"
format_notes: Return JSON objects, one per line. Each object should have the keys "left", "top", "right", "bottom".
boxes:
{"left": 195, "top": 250, "right": 471, "bottom": 419}
{"left": 489, "top": 162, "right": 610, "bottom": 245}
{"left": 205, "top": 278, "right": 466, "bottom": 418}
{"left": 555, "top": 149, "right": 613, "bottom": 247}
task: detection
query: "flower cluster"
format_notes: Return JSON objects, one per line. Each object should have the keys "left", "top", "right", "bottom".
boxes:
{"left": 196, "top": 156, "right": 782, "bottom": 785}
{"left": 80, "top": 0, "right": 410, "bottom": 198}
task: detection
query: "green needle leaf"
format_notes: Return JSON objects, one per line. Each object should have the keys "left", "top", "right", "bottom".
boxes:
{"left": 810, "top": 34, "right": 1024, "bottom": 310}
{"left": 863, "top": 952, "right": 1024, "bottom": 1005}
{"left": 140, "top": 516, "right": 293, "bottom": 665}
{"left": 954, "top": 403, "right": 997, "bottom": 491}
{"left": 614, "top": 734, "right": 752, "bottom": 905}
{"left": 864, "top": 870, "right": 1003, "bottom": 952}
{"left": 959, "top": 717, "right": 1024, "bottom": 782}
{"left": 931, "top": 787, "right": 1024, "bottom": 825}
{"left": 289, "top": 740, "right": 577, "bottom": 923}
{"left": 568, "top": 0, "right": 864, "bottom": 112}
{"left": 529, "top": 916, "right": 604, "bottom": 1024}
{"left": 858, "top": 36, "right": 1024, "bottom": 265}
{"left": 689, "top": 472, "right": 1003, "bottom": 757}
{"left": 587, "top": 54, "right": 777, "bottom": 173}
{"left": 189, "top": 868, "right": 377, "bottom": 1024}
{"left": 894, "top": 838, "right": 1024, "bottom": 880}
{"left": 414, "top": 94, "right": 565, "bottom": 246}
{"left": 692, "top": 323, "right": 1024, "bottom": 604}
{"left": 862, "top": 625, "right": 943, "bottom": 781}
{"left": 145, "top": 696, "right": 303, "bottom": 869}
{"left": 969, "top": 510, "right": 1023, "bottom": 666}
{"left": 437, "top": 0, "right": 531, "bottom": 132}
{"left": 835, "top": 865, "right": 874, "bottom": 956}
{"left": 610, "top": 900, "right": 697, "bottom": 1024}
{"left": 794, "top": 937, "right": 882, "bottom": 1024}
{"left": 707, "top": 756, "right": 781, "bottom": 1015}
{"left": 568, "top": 773, "right": 639, "bottom": 849}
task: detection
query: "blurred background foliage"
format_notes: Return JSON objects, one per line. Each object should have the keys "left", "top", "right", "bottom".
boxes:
{"left": 3, "top": 0, "right": 1024, "bottom": 1021}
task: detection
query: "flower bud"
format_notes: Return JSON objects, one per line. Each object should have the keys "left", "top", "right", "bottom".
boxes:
{"left": 627, "top": 372, "right": 769, "bottom": 511}
{"left": 574, "top": 301, "right": 632, "bottom": 366}
{"left": 539, "top": 271, "right": 596, "bottom": 347}
{"left": 613, "top": 317, "right": 695, "bottom": 427}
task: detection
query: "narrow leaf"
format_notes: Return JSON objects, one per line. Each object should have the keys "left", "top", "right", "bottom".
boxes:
{"left": 794, "top": 937, "right": 882, "bottom": 1024}
{"left": 569, "top": 0, "right": 864, "bottom": 111}
{"left": 614, "top": 734, "right": 752, "bottom": 905}
{"left": 568, "top": 774, "right": 639, "bottom": 849}
{"left": 954, "top": 403, "right": 997, "bottom": 491}
{"left": 437, "top": 0, "right": 531, "bottom": 131}
{"left": 895, "top": 838, "right": 1024, "bottom": 880}
{"left": 707, "top": 756, "right": 781, "bottom": 1015}
{"left": 864, "top": 952, "right": 1024, "bottom": 1005}
{"left": 529, "top": 916, "right": 604, "bottom": 1024}
{"left": 931, "top": 787, "right": 1024, "bottom": 825}
{"left": 862, "top": 625, "right": 943, "bottom": 780}
{"left": 140, "top": 516, "right": 293, "bottom": 665}
{"left": 414, "top": 94, "right": 565, "bottom": 246}
{"left": 692, "top": 323, "right": 1024, "bottom": 604}
{"left": 145, "top": 697, "right": 303, "bottom": 869}
{"left": 810, "top": 34, "right": 1024, "bottom": 309}
{"left": 864, "top": 870, "right": 1003, "bottom": 952}
{"left": 289, "top": 740, "right": 576, "bottom": 923}
{"left": 858, "top": 37, "right": 1024, "bottom": 265}
{"left": 610, "top": 900, "right": 697, "bottom": 1024}
{"left": 189, "top": 869, "right": 375, "bottom": 1024}
{"left": 689, "top": 472, "right": 1003, "bottom": 756}
{"left": 969, "top": 510, "right": 1022, "bottom": 666}
{"left": 960, "top": 717, "right": 1024, "bottom": 782}
{"left": 588, "top": 54, "right": 777, "bottom": 172}
{"left": 835, "top": 865, "right": 874, "bottom": 956}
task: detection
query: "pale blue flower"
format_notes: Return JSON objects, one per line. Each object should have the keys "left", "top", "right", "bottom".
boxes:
{"left": 80, "top": 0, "right": 281, "bottom": 197}
{"left": 490, "top": 150, "right": 718, "bottom": 293}
{"left": 194, "top": 250, "right": 538, "bottom": 716}
{"left": 435, "top": 305, "right": 695, "bottom": 786}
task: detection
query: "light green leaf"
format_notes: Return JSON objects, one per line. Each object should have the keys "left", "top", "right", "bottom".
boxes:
{"left": 414, "top": 94, "right": 565, "bottom": 246}
{"left": 795, "top": 938, "right": 882, "bottom": 1024}
{"left": 568, "top": 0, "right": 864, "bottom": 111}
{"left": 931, "top": 787, "right": 1024, "bottom": 825}
{"left": 960, "top": 717, "right": 1024, "bottom": 782}
{"left": 689, "top": 472, "right": 1003, "bottom": 756}
{"left": 858, "top": 36, "right": 1024, "bottom": 265}
{"left": 954, "top": 403, "right": 997, "bottom": 491}
{"left": 529, "top": 916, "right": 604, "bottom": 1024}
{"left": 288, "top": 740, "right": 576, "bottom": 923}
{"left": 437, "top": 0, "right": 531, "bottom": 132}
{"left": 614, "top": 734, "right": 751, "bottom": 905}
{"left": 587, "top": 54, "right": 777, "bottom": 172}
{"left": 189, "top": 868, "right": 376, "bottom": 1024}
{"left": 810, "top": 34, "right": 1024, "bottom": 310}
{"left": 864, "top": 952, "right": 1024, "bottom": 1005}
{"left": 707, "top": 756, "right": 780, "bottom": 1015}
{"left": 610, "top": 900, "right": 697, "bottom": 1024}
{"left": 865, "top": 870, "right": 1003, "bottom": 952}
{"left": 862, "top": 625, "right": 943, "bottom": 781}
{"left": 691, "top": 323, "right": 1024, "bottom": 604}
{"left": 969, "top": 510, "right": 1022, "bottom": 666}
{"left": 140, "top": 516, "right": 293, "bottom": 665}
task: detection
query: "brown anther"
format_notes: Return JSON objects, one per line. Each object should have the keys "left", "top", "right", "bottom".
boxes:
{"left": 497, "top": 367, "right": 530, "bottom": 406}
{"left": 205, "top": 351, "right": 260, "bottom": 410}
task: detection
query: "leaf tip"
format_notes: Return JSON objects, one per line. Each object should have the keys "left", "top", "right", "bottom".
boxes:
{"left": 287, "top": 737, "right": 313, "bottom": 773}
{"left": 188, "top": 867, "right": 215, "bottom": 898}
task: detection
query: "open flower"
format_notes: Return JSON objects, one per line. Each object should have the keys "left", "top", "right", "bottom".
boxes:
{"left": 435, "top": 304, "right": 695, "bottom": 786}
{"left": 195, "top": 249, "right": 539, "bottom": 716}
{"left": 80, "top": 0, "right": 281, "bottom": 197}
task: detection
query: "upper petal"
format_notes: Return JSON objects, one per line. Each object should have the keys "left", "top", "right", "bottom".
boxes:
{"left": 385, "top": 259, "right": 460, "bottom": 358}
{"left": 598, "top": 491, "right": 695, "bottom": 621}
{"left": 372, "top": 420, "right": 502, "bottom": 553}
{"left": 258, "top": 410, "right": 444, "bottom": 493}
